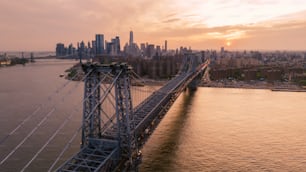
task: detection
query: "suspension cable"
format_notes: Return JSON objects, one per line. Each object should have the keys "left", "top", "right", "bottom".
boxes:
{"left": 20, "top": 70, "right": 111, "bottom": 171}
{"left": 20, "top": 110, "right": 75, "bottom": 172}
{"left": 0, "top": 107, "right": 41, "bottom": 145}
{"left": 0, "top": 69, "right": 92, "bottom": 166}
{"left": 48, "top": 125, "right": 81, "bottom": 172}
{"left": 0, "top": 67, "right": 83, "bottom": 145}
{"left": 0, "top": 108, "right": 56, "bottom": 165}
{"left": 130, "top": 70, "right": 158, "bottom": 92}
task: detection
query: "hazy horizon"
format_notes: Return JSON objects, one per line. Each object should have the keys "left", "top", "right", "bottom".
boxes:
{"left": 1, "top": 0, "right": 306, "bottom": 51}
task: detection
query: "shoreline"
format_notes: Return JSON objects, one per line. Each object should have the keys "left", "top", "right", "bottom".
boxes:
{"left": 63, "top": 63, "right": 306, "bottom": 92}
{"left": 200, "top": 80, "right": 306, "bottom": 92}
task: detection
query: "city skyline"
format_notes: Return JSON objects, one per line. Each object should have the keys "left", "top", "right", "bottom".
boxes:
{"left": 1, "top": 0, "right": 306, "bottom": 51}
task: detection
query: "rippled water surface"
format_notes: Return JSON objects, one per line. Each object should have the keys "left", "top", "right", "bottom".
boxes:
{"left": 0, "top": 60, "right": 83, "bottom": 171}
{"left": 1, "top": 60, "right": 306, "bottom": 171}
{"left": 140, "top": 87, "right": 306, "bottom": 171}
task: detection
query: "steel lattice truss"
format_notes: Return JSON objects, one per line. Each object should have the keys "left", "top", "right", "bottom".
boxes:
{"left": 57, "top": 55, "right": 210, "bottom": 172}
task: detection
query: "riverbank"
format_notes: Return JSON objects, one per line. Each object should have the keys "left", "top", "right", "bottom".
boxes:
{"left": 200, "top": 80, "right": 306, "bottom": 92}
{"left": 0, "top": 57, "right": 34, "bottom": 67}
{"left": 64, "top": 63, "right": 305, "bottom": 91}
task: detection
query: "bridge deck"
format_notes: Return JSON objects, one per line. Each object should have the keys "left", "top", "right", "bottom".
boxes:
{"left": 101, "top": 73, "right": 189, "bottom": 137}
{"left": 57, "top": 60, "right": 208, "bottom": 172}
{"left": 58, "top": 139, "right": 119, "bottom": 172}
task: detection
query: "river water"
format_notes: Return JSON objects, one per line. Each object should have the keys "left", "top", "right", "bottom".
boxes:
{"left": 1, "top": 60, "right": 306, "bottom": 171}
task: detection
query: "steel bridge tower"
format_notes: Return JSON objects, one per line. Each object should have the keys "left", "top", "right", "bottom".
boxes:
{"left": 57, "top": 55, "right": 209, "bottom": 171}
{"left": 180, "top": 53, "right": 205, "bottom": 90}
{"left": 82, "top": 68, "right": 101, "bottom": 147}
{"left": 80, "top": 63, "right": 139, "bottom": 171}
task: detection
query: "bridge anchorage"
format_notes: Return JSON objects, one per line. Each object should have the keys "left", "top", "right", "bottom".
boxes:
{"left": 57, "top": 54, "right": 209, "bottom": 172}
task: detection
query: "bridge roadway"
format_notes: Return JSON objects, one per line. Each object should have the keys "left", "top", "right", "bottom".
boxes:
{"left": 57, "top": 60, "right": 209, "bottom": 172}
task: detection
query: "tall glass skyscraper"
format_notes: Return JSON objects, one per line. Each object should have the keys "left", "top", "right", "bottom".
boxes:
{"left": 129, "top": 31, "right": 133, "bottom": 46}
{"left": 95, "top": 34, "right": 104, "bottom": 55}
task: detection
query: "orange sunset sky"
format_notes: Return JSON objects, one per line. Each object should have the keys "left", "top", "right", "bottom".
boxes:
{"left": 0, "top": 0, "right": 306, "bottom": 51}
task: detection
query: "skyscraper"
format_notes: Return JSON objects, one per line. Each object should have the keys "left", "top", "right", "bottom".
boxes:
{"left": 104, "top": 36, "right": 121, "bottom": 56}
{"left": 147, "top": 44, "right": 155, "bottom": 57}
{"left": 129, "top": 31, "right": 133, "bottom": 46}
{"left": 68, "top": 44, "right": 73, "bottom": 55}
{"left": 124, "top": 31, "right": 141, "bottom": 57}
{"left": 140, "top": 43, "right": 146, "bottom": 53}
{"left": 95, "top": 34, "right": 104, "bottom": 55}
{"left": 221, "top": 47, "right": 224, "bottom": 54}
{"left": 78, "top": 41, "right": 85, "bottom": 61}
{"left": 91, "top": 40, "right": 96, "bottom": 55}
{"left": 113, "top": 36, "right": 120, "bottom": 54}
{"left": 105, "top": 41, "right": 113, "bottom": 55}
{"left": 156, "top": 45, "right": 161, "bottom": 56}
{"left": 165, "top": 40, "right": 168, "bottom": 52}
{"left": 56, "top": 43, "right": 65, "bottom": 56}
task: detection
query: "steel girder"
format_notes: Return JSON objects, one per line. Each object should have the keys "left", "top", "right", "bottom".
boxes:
{"left": 82, "top": 69, "right": 101, "bottom": 147}
{"left": 57, "top": 59, "right": 209, "bottom": 171}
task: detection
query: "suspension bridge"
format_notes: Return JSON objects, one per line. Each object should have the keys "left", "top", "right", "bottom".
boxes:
{"left": 0, "top": 53, "right": 209, "bottom": 171}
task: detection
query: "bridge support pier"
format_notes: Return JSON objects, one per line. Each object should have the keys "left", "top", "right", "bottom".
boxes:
{"left": 81, "top": 63, "right": 140, "bottom": 171}
{"left": 188, "top": 73, "right": 203, "bottom": 91}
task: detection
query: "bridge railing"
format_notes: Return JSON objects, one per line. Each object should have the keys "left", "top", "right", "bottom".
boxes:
{"left": 134, "top": 59, "right": 209, "bottom": 149}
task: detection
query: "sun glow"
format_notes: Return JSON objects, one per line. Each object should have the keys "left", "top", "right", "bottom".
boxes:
{"left": 226, "top": 41, "right": 231, "bottom": 46}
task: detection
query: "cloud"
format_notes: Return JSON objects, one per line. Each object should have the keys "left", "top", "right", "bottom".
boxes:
{"left": 0, "top": 0, "right": 306, "bottom": 51}
{"left": 162, "top": 18, "right": 181, "bottom": 23}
